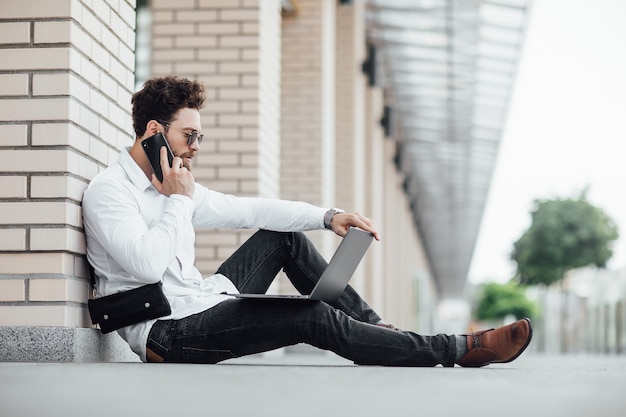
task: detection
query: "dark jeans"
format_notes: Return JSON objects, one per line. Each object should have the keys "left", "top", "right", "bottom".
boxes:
{"left": 147, "top": 230, "right": 458, "bottom": 366}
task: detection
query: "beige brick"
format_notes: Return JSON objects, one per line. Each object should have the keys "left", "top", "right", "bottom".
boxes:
{"left": 31, "top": 176, "right": 86, "bottom": 200}
{"left": 198, "top": 0, "right": 241, "bottom": 8}
{"left": 198, "top": 153, "right": 238, "bottom": 166}
{"left": 152, "top": 10, "right": 175, "bottom": 23}
{"left": 30, "top": 227, "right": 86, "bottom": 253}
{"left": 152, "top": 49, "right": 196, "bottom": 61}
{"left": 195, "top": 259, "right": 222, "bottom": 275}
{"left": 241, "top": 49, "right": 259, "bottom": 60}
{"left": 220, "top": 35, "right": 258, "bottom": 48}
{"left": 242, "top": 74, "right": 259, "bottom": 86}
{"left": 204, "top": 127, "right": 239, "bottom": 139}
{"left": 242, "top": 22, "right": 259, "bottom": 34}
{"left": 219, "top": 61, "right": 259, "bottom": 74}
{"left": 0, "top": 124, "right": 28, "bottom": 146}
{"left": 206, "top": 179, "right": 240, "bottom": 194}
{"left": 197, "top": 48, "right": 239, "bottom": 60}
{"left": 153, "top": 23, "right": 195, "bottom": 36}
{"left": 219, "top": 114, "right": 258, "bottom": 126}
{"left": 174, "top": 61, "right": 218, "bottom": 74}
{"left": 0, "top": 229, "right": 27, "bottom": 251}
{"left": 219, "top": 87, "right": 258, "bottom": 99}
{"left": 31, "top": 123, "right": 89, "bottom": 152}
{"left": 0, "top": 252, "right": 74, "bottom": 274}
{"left": 34, "top": 20, "right": 72, "bottom": 43}
{"left": 177, "top": 10, "right": 219, "bottom": 22}
{"left": 153, "top": 0, "right": 196, "bottom": 8}
{"left": 0, "top": 47, "right": 71, "bottom": 71}
{"left": 217, "top": 245, "right": 239, "bottom": 259}
{"left": 217, "top": 140, "right": 258, "bottom": 152}
{"left": 219, "top": 9, "right": 260, "bottom": 21}
{"left": 0, "top": 279, "right": 26, "bottom": 301}
{"left": 29, "top": 278, "right": 89, "bottom": 303}
{"left": 218, "top": 166, "right": 259, "bottom": 179}
{"left": 241, "top": 101, "right": 259, "bottom": 112}
{"left": 195, "top": 230, "right": 240, "bottom": 246}
{"left": 0, "top": 201, "right": 75, "bottom": 225}
{"left": 32, "top": 73, "right": 71, "bottom": 96}
{"left": 0, "top": 176, "right": 27, "bottom": 198}
{"left": 0, "top": 98, "right": 70, "bottom": 122}
{"left": 152, "top": 36, "right": 174, "bottom": 49}
{"left": 174, "top": 35, "right": 218, "bottom": 48}
{"left": 197, "top": 22, "right": 239, "bottom": 34}
{"left": 0, "top": 305, "right": 79, "bottom": 327}
{"left": 0, "top": 73, "right": 29, "bottom": 96}
{"left": 1, "top": 0, "right": 73, "bottom": 19}
{"left": 74, "top": 256, "right": 90, "bottom": 280}
{"left": 240, "top": 127, "right": 260, "bottom": 139}
{"left": 202, "top": 74, "right": 239, "bottom": 87}
{"left": 203, "top": 101, "right": 239, "bottom": 113}
{"left": 0, "top": 149, "right": 69, "bottom": 172}
{"left": 0, "top": 21, "right": 31, "bottom": 44}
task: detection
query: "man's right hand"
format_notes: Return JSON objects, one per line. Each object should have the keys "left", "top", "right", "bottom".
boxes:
{"left": 151, "top": 146, "right": 195, "bottom": 199}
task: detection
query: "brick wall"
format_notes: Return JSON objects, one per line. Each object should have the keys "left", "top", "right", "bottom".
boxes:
{"left": 0, "top": 0, "right": 135, "bottom": 331}
{"left": 149, "top": 0, "right": 283, "bottom": 276}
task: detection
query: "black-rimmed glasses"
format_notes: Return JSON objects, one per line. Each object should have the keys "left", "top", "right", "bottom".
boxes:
{"left": 159, "top": 122, "right": 204, "bottom": 145}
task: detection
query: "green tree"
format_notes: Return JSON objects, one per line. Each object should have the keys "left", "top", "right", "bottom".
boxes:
{"left": 511, "top": 193, "right": 618, "bottom": 352}
{"left": 511, "top": 194, "right": 618, "bottom": 286}
{"left": 475, "top": 282, "right": 537, "bottom": 322}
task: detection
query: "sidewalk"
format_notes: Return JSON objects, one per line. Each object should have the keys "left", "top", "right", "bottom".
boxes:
{"left": 1, "top": 351, "right": 625, "bottom": 417}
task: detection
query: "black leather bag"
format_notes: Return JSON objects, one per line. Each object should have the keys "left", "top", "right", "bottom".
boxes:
{"left": 88, "top": 282, "right": 171, "bottom": 334}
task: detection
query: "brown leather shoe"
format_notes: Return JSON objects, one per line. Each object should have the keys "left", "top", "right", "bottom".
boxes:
{"left": 456, "top": 318, "right": 532, "bottom": 368}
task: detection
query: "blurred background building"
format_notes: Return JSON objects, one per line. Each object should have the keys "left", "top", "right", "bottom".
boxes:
{"left": 0, "top": 0, "right": 531, "bottom": 361}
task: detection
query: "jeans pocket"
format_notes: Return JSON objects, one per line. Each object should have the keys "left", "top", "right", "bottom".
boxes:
{"left": 182, "top": 347, "right": 237, "bottom": 364}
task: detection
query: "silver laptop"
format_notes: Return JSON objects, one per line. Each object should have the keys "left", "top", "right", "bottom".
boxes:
{"left": 227, "top": 227, "right": 374, "bottom": 301}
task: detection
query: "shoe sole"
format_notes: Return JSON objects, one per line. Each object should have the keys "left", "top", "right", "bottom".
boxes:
{"left": 492, "top": 318, "right": 533, "bottom": 364}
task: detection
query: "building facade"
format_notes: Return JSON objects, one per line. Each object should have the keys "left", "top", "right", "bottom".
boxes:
{"left": 0, "top": 0, "right": 434, "bottom": 361}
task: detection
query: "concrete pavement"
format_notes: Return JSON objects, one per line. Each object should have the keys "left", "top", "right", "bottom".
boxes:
{"left": 1, "top": 351, "right": 625, "bottom": 417}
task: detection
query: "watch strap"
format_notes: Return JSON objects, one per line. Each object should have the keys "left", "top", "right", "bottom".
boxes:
{"left": 324, "top": 208, "right": 344, "bottom": 230}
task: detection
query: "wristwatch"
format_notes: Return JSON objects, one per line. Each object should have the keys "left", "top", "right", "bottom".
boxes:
{"left": 324, "top": 208, "right": 344, "bottom": 230}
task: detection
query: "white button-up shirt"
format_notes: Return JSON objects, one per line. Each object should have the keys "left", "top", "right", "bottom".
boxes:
{"left": 82, "top": 148, "right": 326, "bottom": 361}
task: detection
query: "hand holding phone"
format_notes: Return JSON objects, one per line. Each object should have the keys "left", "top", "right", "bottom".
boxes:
{"left": 141, "top": 132, "right": 174, "bottom": 183}
{"left": 141, "top": 132, "right": 195, "bottom": 198}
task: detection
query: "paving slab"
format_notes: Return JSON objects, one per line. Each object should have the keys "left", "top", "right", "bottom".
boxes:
{"left": 1, "top": 352, "right": 625, "bottom": 417}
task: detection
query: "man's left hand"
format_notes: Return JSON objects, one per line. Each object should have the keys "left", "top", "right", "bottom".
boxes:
{"left": 330, "top": 212, "right": 380, "bottom": 241}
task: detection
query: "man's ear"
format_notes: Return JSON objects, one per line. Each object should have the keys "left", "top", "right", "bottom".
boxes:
{"left": 145, "top": 120, "right": 160, "bottom": 137}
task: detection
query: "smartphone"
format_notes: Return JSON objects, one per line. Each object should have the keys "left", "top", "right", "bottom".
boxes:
{"left": 141, "top": 132, "right": 174, "bottom": 183}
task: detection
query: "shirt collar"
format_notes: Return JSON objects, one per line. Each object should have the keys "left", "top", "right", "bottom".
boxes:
{"left": 119, "top": 147, "right": 153, "bottom": 191}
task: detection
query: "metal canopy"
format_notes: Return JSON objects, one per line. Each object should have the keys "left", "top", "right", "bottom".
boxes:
{"left": 366, "top": 0, "right": 531, "bottom": 298}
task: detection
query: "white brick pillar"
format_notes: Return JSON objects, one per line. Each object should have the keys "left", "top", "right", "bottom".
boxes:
{"left": 0, "top": 0, "right": 138, "bottom": 361}
{"left": 150, "top": 0, "right": 283, "bottom": 276}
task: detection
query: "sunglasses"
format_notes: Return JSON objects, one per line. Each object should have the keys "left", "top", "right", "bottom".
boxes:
{"left": 159, "top": 122, "right": 204, "bottom": 145}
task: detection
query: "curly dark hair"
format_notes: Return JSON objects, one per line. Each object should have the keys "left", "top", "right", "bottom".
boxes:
{"left": 131, "top": 76, "right": 206, "bottom": 138}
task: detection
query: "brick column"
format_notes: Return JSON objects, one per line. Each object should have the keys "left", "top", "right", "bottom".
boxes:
{"left": 281, "top": 0, "right": 336, "bottom": 257}
{"left": 0, "top": 0, "right": 138, "bottom": 360}
{"left": 334, "top": 2, "right": 368, "bottom": 294}
{"left": 150, "top": 0, "right": 283, "bottom": 276}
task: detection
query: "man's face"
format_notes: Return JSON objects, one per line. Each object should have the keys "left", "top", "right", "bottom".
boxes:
{"left": 159, "top": 107, "right": 203, "bottom": 170}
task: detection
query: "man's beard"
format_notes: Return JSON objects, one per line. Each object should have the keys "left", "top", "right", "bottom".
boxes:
{"left": 177, "top": 151, "right": 195, "bottom": 171}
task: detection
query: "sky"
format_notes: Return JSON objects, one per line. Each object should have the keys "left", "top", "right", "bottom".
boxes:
{"left": 468, "top": 0, "right": 626, "bottom": 284}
